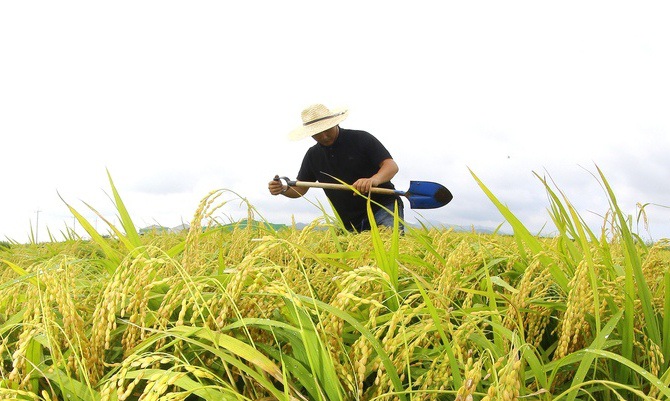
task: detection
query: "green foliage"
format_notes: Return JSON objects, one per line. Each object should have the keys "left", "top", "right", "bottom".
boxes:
{"left": 1, "top": 168, "right": 669, "bottom": 400}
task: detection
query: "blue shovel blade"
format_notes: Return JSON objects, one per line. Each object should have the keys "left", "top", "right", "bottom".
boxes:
{"left": 405, "top": 181, "right": 453, "bottom": 209}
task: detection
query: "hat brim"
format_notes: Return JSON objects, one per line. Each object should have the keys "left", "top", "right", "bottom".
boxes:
{"left": 288, "top": 108, "right": 349, "bottom": 141}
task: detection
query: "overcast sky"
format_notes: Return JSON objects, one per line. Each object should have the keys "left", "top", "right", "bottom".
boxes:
{"left": 2, "top": 1, "right": 669, "bottom": 243}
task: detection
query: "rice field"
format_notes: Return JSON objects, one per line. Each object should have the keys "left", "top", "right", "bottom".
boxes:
{"left": 1, "top": 168, "right": 669, "bottom": 401}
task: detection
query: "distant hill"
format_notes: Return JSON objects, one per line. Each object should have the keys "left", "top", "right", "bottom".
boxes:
{"left": 138, "top": 220, "right": 502, "bottom": 235}
{"left": 219, "top": 219, "right": 288, "bottom": 231}
{"left": 139, "top": 220, "right": 288, "bottom": 235}
{"left": 138, "top": 224, "right": 173, "bottom": 234}
{"left": 408, "top": 221, "right": 501, "bottom": 234}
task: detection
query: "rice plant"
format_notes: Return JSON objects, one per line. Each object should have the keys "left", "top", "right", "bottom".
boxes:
{"left": 1, "top": 167, "right": 668, "bottom": 400}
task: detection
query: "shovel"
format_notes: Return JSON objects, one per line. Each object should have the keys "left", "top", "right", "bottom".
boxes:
{"left": 276, "top": 176, "right": 453, "bottom": 209}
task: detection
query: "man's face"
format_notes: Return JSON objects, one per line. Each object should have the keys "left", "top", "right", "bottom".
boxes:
{"left": 312, "top": 126, "right": 339, "bottom": 147}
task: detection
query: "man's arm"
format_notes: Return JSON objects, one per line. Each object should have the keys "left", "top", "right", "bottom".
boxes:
{"left": 352, "top": 158, "right": 399, "bottom": 194}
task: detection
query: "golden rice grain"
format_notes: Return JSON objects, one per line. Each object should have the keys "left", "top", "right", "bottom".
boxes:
{"left": 554, "top": 259, "right": 593, "bottom": 360}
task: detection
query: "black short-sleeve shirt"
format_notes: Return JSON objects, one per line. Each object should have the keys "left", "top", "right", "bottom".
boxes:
{"left": 296, "top": 128, "right": 399, "bottom": 229}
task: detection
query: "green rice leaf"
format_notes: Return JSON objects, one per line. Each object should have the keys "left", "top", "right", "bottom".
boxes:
{"left": 136, "top": 327, "right": 286, "bottom": 400}
{"left": 258, "top": 343, "right": 321, "bottom": 401}
{"left": 596, "top": 166, "right": 660, "bottom": 381}
{"left": 297, "top": 295, "right": 408, "bottom": 401}
{"left": 281, "top": 296, "right": 344, "bottom": 401}
{"left": 120, "top": 369, "right": 240, "bottom": 400}
{"left": 410, "top": 274, "right": 463, "bottom": 388}
{"left": 80, "top": 200, "right": 137, "bottom": 254}
{"left": 576, "top": 348, "right": 670, "bottom": 399}
{"left": 59, "top": 194, "right": 121, "bottom": 272}
{"left": 367, "top": 197, "right": 400, "bottom": 310}
{"left": 106, "top": 169, "right": 142, "bottom": 248}
{"left": 169, "top": 326, "right": 283, "bottom": 382}
{"left": 26, "top": 337, "right": 42, "bottom": 395}
{"left": 0, "top": 259, "right": 44, "bottom": 289}
{"left": 42, "top": 366, "right": 100, "bottom": 401}
{"left": 565, "top": 309, "right": 623, "bottom": 401}
{"left": 470, "top": 168, "right": 569, "bottom": 291}
{"left": 490, "top": 276, "right": 519, "bottom": 294}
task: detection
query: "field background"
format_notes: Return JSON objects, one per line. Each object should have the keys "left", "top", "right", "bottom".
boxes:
{"left": 1, "top": 169, "right": 669, "bottom": 401}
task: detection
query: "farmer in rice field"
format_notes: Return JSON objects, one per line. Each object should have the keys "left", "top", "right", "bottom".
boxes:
{"left": 268, "top": 103, "right": 404, "bottom": 232}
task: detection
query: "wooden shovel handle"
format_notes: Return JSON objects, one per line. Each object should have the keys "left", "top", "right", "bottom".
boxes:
{"left": 284, "top": 178, "right": 399, "bottom": 196}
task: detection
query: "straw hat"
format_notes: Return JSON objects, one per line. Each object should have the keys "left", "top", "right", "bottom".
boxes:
{"left": 288, "top": 104, "right": 349, "bottom": 141}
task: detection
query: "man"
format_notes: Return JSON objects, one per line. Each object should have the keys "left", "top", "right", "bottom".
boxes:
{"left": 268, "top": 103, "right": 404, "bottom": 232}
